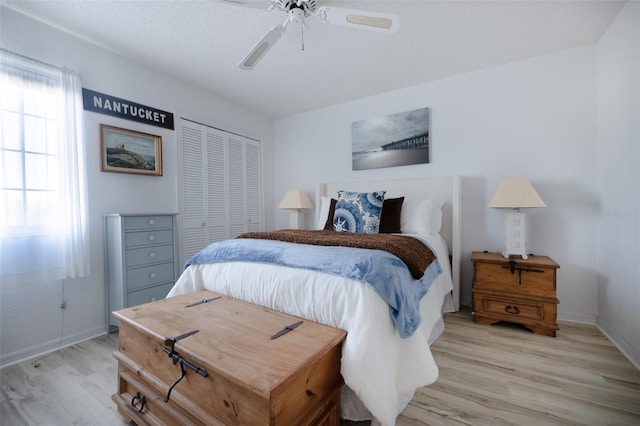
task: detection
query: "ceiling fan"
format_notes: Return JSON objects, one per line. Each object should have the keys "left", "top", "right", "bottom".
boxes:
{"left": 221, "top": 0, "right": 400, "bottom": 70}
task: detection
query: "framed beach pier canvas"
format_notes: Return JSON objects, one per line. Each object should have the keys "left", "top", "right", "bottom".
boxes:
{"left": 100, "top": 124, "right": 163, "bottom": 176}
{"left": 351, "top": 107, "right": 429, "bottom": 171}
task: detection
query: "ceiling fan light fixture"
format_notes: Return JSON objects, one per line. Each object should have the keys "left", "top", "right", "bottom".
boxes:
{"left": 346, "top": 14, "right": 393, "bottom": 30}
{"left": 289, "top": 8, "right": 306, "bottom": 24}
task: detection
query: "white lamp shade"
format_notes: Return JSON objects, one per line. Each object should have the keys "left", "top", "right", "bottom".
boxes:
{"left": 278, "top": 189, "right": 313, "bottom": 210}
{"left": 488, "top": 178, "right": 546, "bottom": 209}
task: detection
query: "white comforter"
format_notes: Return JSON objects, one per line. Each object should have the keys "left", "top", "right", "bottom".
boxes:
{"left": 167, "top": 234, "right": 454, "bottom": 426}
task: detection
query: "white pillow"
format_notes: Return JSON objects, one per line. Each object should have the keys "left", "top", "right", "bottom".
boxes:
{"left": 317, "top": 196, "right": 331, "bottom": 230}
{"left": 401, "top": 199, "right": 444, "bottom": 235}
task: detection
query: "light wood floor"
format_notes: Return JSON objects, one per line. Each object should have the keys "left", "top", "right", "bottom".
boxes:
{"left": 398, "top": 313, "right": 639, "bottom": 425}
{"left": 1, "top": 312, "right": 638, "bottom": 425}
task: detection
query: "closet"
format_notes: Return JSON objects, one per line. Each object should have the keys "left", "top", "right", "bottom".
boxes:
{"left": 179, "top": 118, "right": 262, "bottom": 266}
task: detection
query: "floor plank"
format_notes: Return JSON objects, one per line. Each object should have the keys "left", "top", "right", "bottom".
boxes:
{"left": 1, "top": 313, "right": 638, "bottom": 425}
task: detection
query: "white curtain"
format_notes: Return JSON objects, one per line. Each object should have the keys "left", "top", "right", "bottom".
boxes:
{"left": 0, "top": 49, "right": 90, "bottom": 284}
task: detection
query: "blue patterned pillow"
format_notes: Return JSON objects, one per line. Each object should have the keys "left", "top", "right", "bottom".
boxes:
{"left": 333, "top": 190, "right": 386, "bottom": 233}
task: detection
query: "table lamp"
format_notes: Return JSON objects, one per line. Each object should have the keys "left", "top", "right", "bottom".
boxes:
{"left": 489, "top": 177, "right": 546, "bottom": 259}
{"left": 278, "top": 189, "right": 313, "bottom": 229}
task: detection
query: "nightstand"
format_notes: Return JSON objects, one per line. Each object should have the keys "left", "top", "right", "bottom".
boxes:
{"left": 471, "top": 251, "right": 560, "bottom": 337}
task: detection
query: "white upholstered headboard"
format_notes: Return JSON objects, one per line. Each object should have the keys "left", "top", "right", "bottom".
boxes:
{"left": 317, "top": 176, "right": 461, "bottom": 311}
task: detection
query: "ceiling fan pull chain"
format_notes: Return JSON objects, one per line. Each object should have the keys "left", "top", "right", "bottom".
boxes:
{"left": 301, "top": 23, "right": 305, "bottom": 51}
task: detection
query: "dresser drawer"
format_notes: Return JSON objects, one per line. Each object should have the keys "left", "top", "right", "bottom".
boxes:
{"left": 127, "top": 282, "right": 173, "bottom": 307}
{"left": 126, "top": 262, "right": 175, "bottom": 291}
{"left": 126, "top": 244, "right": 174, "bottom": 267}
{"left": 124, "top": 215, "right": 173, "bottom": 231}
{"left": 125, "top": 229, "right": 173, "bottom": 248}
{"left": 474, "top": 262, "right": 556, "bottom": 297}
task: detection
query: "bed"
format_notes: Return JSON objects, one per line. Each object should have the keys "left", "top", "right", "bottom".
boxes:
{"left": 167, "top": 176, "right": 462, "bottom": 426}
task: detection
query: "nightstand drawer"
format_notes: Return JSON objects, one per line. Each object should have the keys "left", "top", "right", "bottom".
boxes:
{"left": 126, "top": 262, "right": 175, "bottom": 291}
{"left": 126, "top": 282, "right": 173, "bottom": 307}
{"left": 124, "top": 215, "right": 173, "bottom": 231}
{"left": 474, "top": 262, "right": 556, "bottom": 297}
{"left": 472, "top": 291, "right": 558, "bottom": 336}
{"left": 125, "top": 229, "right": 173, "bottom": 247}
{"left": 126, "top": 244, "right": 174, "bottom": 267}
{"left": 475, "top": 293, "right": 545, "bottom": 321}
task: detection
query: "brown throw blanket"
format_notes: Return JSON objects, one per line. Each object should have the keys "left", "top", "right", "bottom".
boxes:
{"left": 237, "top": 229, "right": 435, "bottom": 279}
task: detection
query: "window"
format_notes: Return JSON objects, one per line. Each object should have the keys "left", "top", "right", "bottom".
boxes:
{"left": 0, "top": 49, "right": 90, "bottom": 284}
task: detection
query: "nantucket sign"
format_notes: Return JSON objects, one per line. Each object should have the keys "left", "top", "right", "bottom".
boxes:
{"left": 82, "top": 88, "right": 174, "bottom": 130}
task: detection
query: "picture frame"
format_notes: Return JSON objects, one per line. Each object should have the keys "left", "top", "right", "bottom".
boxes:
{"left": 100, "top": 124, "right": 162, "bottom": 176}
{"left": 351, "top": 107, "right": 430, "bottom": 171}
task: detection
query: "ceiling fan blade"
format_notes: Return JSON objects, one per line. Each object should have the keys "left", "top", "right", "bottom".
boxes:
{"left": 238, "top": 25, "right": 284, "bottom": 70}
{"left": 217, "top": 0, "right": 273, "bottom": 11}
{"left": 317, "top": 6, "right": 399, "bottom": 33}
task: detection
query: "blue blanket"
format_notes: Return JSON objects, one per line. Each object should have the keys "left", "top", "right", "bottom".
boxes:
{"left": 185, "top": 238, "right": 442, "bottom": 338}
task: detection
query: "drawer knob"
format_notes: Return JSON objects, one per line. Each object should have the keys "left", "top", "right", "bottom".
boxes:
{"left": 149, "top": 252, "right": 156, "bottom": 258}
{"left": 505, "top": 305, "right": 520, "bottom": 315}
{"left": 148, "top": 219, "right": 155, "bottom": 225}
{"left": 148, "top": 234, "right": 156, "bottom": 241}
{"left": 131, "top": 391, "right": 146, "bottom": 412}
{"left": 149, "top": 272, "right": 156, "bottom": 278}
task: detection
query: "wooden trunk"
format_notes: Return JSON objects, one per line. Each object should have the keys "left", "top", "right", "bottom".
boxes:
{"left": 471, "top": 251, "right": 560, "bottom": 337}
{"left": 111, "top": 290, "right": 347, "bottom": 425}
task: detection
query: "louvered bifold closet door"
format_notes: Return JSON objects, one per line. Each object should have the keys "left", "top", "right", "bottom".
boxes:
{"left": 180, "top": 123, "right": 207, "bottom": 263}
{"left": 206, "top": 130, "right": 228, "bottom": 243}
{"left": 179, "top": 119, "right": 262, "bottom": 267}
{"left": 245, "top": 140, "right": 261, "bottom": 232}
{"left": 227, "top": 135, "right": 246, "bottom": 238}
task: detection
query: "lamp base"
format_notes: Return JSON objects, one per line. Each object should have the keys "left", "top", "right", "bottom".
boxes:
{"left": 502, "top": 211, "right": 528, "bottom": 259}
{"left": 289, "top": 210, "right": 304, "bottom": 230}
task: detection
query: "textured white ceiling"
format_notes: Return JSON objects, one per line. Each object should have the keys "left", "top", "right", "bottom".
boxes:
{"left": 2, "top": 0, "right": 625, "bottom": 119}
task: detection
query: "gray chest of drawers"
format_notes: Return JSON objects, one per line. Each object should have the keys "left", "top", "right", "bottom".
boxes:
{"left": 104, "top": 213, "right": 179, "bottom": 330}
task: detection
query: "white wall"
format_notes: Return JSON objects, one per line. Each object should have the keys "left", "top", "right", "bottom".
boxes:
{"left": 0, "top": 7, "right": 274, "bottom": 367}
{"left": 274, "top": 45, "right": 600, "bottom": 323}
{"left": 595, "top": 1, "right": 640, "bottom": 368}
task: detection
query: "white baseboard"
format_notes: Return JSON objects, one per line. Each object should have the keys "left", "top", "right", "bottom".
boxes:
{"left": 557, "top": 312, "right": 596, "bottom": 324}
{"left": 596, "top": 320, "right": 640, "bottom": 370}
{"left": 558, "top": 315, "right": 639, "bottom": 369}
{"left": 0, "top": 326, "right": 107, "bottom": 369}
